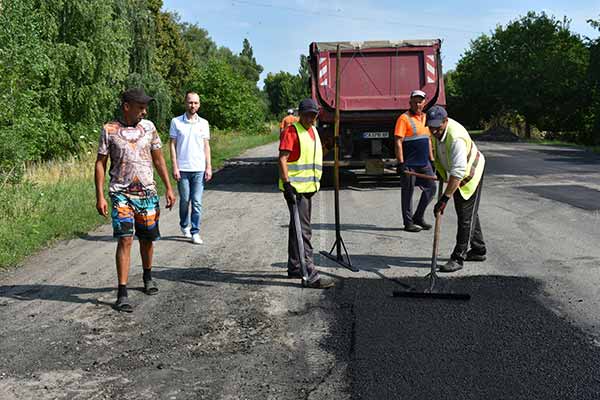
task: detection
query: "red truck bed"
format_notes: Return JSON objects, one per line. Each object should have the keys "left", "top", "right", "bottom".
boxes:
{"left": 308, "top": 40, "right": 446, "bottom": 165}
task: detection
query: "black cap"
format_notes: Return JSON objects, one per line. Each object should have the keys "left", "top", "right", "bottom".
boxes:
{"left": 298, "top": 98, "right": 319, "bottom": 114}
{"left": 425, "top": 105, "right": 448, "bottom": 128}
{"left": 121, "top": 88, "right": 154, "bottom": 104}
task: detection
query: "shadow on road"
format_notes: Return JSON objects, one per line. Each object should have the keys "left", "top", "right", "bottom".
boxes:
{"left": 153, "top": 265, "right": 301, "bottom": 289}
{"left": 322, "top": 274, "right": 600, "bottom": 400}
{"left": 0, "top": 284, "right": 113, "bottom": 305}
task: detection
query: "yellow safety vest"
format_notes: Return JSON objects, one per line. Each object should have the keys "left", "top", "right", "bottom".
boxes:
{"left": 278, "top": 122, "right": 323, "bottom": 193}
{"left": 433, "top": 119, "right": 485, "bottom": 200}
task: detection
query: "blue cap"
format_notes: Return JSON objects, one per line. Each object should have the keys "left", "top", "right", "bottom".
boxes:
{"left": 425, "top": 106, "right": 448, "bottom": 128}
{"left": 298, "top": 98, "right": 319, "bottom": 114}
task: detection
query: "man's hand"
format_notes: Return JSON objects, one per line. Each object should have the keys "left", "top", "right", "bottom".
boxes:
{"left": 204, "top": 166, "right": 212, "bottom": 182}
{"left": 165, "top": 188, "right": 176, "bottom": 210}
{"left": 96, "top": 197, "right": 108, "bottom": 217}
{"left": 172, "top": 168, "right": 180, "bottom": 181}
{"left": 283, "top": 182, "right": 296, "bottom": 205}
{"left": 434, "top": 194, "right": 450, "bottom": 215}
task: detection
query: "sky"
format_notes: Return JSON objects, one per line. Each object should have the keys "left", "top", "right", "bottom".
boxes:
{"left": 163, "top": 0, "right": 600, "bottom": 86}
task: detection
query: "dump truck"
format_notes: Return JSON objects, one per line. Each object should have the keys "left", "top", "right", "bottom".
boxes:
{"left": 308, "top": 40, "right": 446, "bottom": 173}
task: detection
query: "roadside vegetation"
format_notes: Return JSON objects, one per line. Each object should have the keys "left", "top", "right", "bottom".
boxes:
{"left": 446, "top": 12, "right": 600, "bottom": 145}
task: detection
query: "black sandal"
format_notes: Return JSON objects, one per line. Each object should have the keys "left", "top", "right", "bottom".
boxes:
{"left": 114, "top": 296, "right": 133, "bottom": 313}
{"left": 143, "top": 279, "right": 159, "bottom": 295}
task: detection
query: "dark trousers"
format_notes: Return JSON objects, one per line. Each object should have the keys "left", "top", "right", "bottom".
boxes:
{"left": 401, "top": 164, "right": 436, "bottom": 226}
{"left": 286, "top": 192, "right": 316, "bottom": 276}
{"left": 451, "top": 175, "right": 486, "bottom": 263}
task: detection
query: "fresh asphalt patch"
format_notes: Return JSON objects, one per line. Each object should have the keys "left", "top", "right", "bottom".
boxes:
{"left": 517, "top": 185, "right": 600, "bottom": 211}
{"left": 322, "top": 275, "right": 600, "bottom": 400}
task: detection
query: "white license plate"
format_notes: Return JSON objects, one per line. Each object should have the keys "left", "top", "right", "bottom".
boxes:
{"left": 362, "top": 131, "right": 389, "bottom": 139}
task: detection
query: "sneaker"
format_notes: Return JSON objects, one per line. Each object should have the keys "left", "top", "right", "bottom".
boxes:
{"left": 439, "top": 259, "right": 463, "bottom": 273}
{"left": 404, "top": 224, "right": 422, "bottom": 233}
{"left": 180, "top": 226, "right": 192, "bottom": 238}
{"left": 414, "top": 220, "right": 432, "bottom": 230}
{"left": 191, "top": 233, "right": 203, "bottom": 244}
{"left": 302, "top": 275, "right": 335, "bottom": 289}
{"left": 466, "top": 250, "right": 486, "bottom": 262}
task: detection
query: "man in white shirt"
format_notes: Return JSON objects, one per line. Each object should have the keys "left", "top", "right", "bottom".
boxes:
{"left": 426, "top": 106, "right": 486, "bottom": 273}
{"left": 169, "top": 92, "right": 212, "bottom": 244}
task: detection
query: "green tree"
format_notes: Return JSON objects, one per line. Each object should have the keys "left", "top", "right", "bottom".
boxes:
{"left": 181, "top": 23, "right": 217, "bottom": 65}
{"left": 263, "top": 72, "right": 305, "bottom": 117}
{"left": 189, "top": 58, "right": 267, "bottom": 133}
{"left": 453, "top": 12, "right": 589, "bottom": 138}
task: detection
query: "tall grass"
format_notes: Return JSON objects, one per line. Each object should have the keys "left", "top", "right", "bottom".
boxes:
{"left": 0, "top": 129, "right": 278, "bottom": 268}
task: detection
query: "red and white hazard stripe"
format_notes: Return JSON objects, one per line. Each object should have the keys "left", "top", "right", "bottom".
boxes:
{"left": 426, "top": 55, "right": 436, "bottom": 84}
{"left": 318, "top": 57, "right": 328, "bottom": 86}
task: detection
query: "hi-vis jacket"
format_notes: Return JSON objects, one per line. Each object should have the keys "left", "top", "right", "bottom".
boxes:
{"left": 278, "top": 122, "right": 323, "bottom": 193}
{"left": 433, "top": 118, "right": 485, "bottom": 200}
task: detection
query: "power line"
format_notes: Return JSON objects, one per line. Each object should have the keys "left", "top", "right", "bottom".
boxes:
{"left": 230, "top": 0, "right": 483, "bottom": 35}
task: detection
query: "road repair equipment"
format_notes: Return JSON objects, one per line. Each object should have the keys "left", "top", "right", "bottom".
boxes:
{"left": 320, "top": 44, "right": 357, "bottom": 272}
{"left": 291, "top": 199, "right": 310, "bottom": 283}
{"left": 392, "top": 178, "right": 471, "bottom": 301}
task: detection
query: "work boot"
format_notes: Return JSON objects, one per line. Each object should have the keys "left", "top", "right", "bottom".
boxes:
{"left": 466, "top": 250, "right": 486, "bottom": 262}
{"left": 302, "top": 275, "right": 335, "bottom": 289}
{"left": 404, "top": 224, "right": 422, "bottom": 233}
{"left": 413, "top": 220, "right": 432, "bottom": 230}
{"left": 439, "top": 259, "right": 463, "bottom": 273}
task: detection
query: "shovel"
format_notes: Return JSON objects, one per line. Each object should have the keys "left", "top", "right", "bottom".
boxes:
{"left": 392, "top": 179, "right": 471, "bottom": 301}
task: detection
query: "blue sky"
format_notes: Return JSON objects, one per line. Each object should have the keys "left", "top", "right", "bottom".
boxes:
{"left": 163, "top": 0, "right": 600, "bottom": 86}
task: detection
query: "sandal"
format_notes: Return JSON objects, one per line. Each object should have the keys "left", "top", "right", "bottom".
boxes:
{"left": 114, "top": 296, "right": 133, "bottom": 313}
{"left": 143, "top": 279, "right": 159, "bottom": 295}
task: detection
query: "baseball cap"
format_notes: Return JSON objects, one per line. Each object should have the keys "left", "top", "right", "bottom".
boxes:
{"left": 287, "top": 109, "right": 294, "bottom": 114}
{"left": 121, "top": 88, "right": 154, "bottom": 104}
{"left": 298, "top": 98, "right": 319, "bottom": 114}
{"left": 425, "top": 106, "right": 448, "bottom": 128}
{"left": 410, "top": 90, "right": 427, "bottom": 98}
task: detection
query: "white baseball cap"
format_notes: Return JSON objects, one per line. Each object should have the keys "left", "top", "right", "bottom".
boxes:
{"left": 410, "top": 90, "right": 427, "bottom": 98}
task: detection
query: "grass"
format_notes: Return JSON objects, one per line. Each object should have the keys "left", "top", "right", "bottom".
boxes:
{"left": 0, "top": 128, "right": 279, "bottom": 269}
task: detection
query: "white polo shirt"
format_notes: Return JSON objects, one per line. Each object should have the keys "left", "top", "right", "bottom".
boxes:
{"left": 169, "top": 113, "right": 210, "bottom": 172}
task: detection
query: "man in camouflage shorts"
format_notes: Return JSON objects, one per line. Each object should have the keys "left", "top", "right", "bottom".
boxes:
{"left": 95, "top": 88, "right": 176, "bottom": 312}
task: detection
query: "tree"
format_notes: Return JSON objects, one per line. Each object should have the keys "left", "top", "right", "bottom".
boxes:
{"left": 180, "top": 23, "right": 217, "bottom": 65}
{"left": 189, "top": 58, "right": 267, "bottom": 133}
{"left": 453, "top": 12, "right": 589, "bottom": 138}
{"left": 263, "top": 71, "right": 305, "bottom": 117}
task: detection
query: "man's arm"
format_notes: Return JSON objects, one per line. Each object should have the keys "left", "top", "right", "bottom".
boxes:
{"left": 169, "top": 138, "right": 180, "bottom": 181}
{"left": 278, "top": 150, "right": 291, "bottom": 182}
{"left": 151, "top": 149, "right": 176, "bottom": 209}
{"left": 394, "top": 137, "right": 404, "bottom": 163}
{"left": 204, "top": 138, "right": 212, "bottom": 182}
{"left": 94, "top": 154, "right": 108, "bottom": 217}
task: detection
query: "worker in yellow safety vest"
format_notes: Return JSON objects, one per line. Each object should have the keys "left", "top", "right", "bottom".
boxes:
{"left": 426, "top": 106, "right": 487, "bottom": 273}
{"left": 278, "top": 98, "right": 334, "bottom": 289}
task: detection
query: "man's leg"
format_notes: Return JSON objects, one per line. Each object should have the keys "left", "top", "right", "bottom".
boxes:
{"left": 178, "top": 172, "right": 191, "bottom": 230}
{"left": 134, "top": 195, "right": 161, "bottom": 294}
{"left": 189, "top": 171, "right": 205, "bottom": 235}
{"left": 467, "top": 177, "right": 486, "bottom": 257}
{"left": 451, "top": 181, "right": 484, "bottom": 264}
{"left": 297, "top": 193, "right": 316, "bottom": 277}
{"left": 116, "top": 237, "right": 133, "bottom": 285}
{"left": 413, "top": 164, "right": 436, "bottom": 225}
{"left": 110, "top": 193, "right": 135, "bottom": 311}
{"left": 400, "top": 173, "right": 416, "bottom": 227}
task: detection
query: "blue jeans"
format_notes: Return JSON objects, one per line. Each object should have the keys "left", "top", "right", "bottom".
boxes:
{"left": 178, "top": 171, "right": 205, "bottom": 235}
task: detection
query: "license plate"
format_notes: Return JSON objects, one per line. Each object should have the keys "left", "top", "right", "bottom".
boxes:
{"left": 362, "top": 131, "right": 389, "bottom": 139}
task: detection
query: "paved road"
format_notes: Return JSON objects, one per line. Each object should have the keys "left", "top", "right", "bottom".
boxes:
{"left": 1, "top": 140, "right": 599, "bottom": 399}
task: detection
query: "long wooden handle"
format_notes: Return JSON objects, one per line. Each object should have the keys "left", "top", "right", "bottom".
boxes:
{"left": 404, "top": 170, "right": 438, "bottom": 181}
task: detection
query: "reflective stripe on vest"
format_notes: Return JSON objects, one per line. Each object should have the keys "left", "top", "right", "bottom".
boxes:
{"left": 402, "top": 111, "right": 430, "bottom": 142}
{"left": 278, "top": 122, "right": 323, "bottom": 193}
{"left": 433, "top": 119, "right": 485, "bottom": 200}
